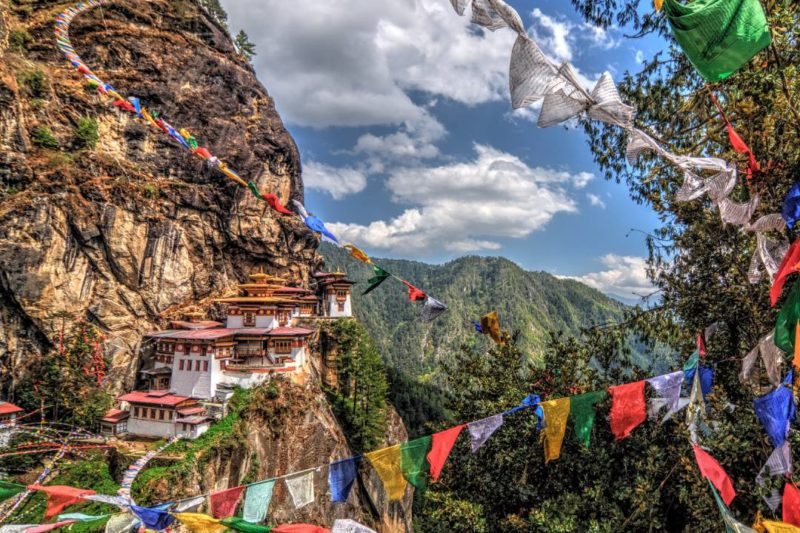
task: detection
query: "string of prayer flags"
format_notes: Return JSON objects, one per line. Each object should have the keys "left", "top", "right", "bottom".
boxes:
{"left": 365, "top": 445, "right": 406, "bottom": 501}
{"left": 220, "top": 517, "right": 274, "bottom": 533}
{"left": 0, "top": 481, "right": 24, "bottom": 503}
{"left": 662, "top": 0, "right": 771, "bottom": 82}
{"left": 209, "top": 485, "right": 245, "bottom": 518}
{"left": 694, "top": 446, "right": 736, "bottom": 506}
{"left": 540, "top": 397, "right": 570, "bottom": 463}
{"left": 129, "top": 505, "right": 175, "bottom": 531}
{"left": 342, "top": 244, "right": 371, "bottom": 264}
{"left": 363, "top": 265, "right": 391, "bottom": 295}
{"left": 421, "top": 296, "right": 447, "bottom": 322}
{"left": 329, "top": 457, "right": 361, "bottom": 503}
{"left": 753, "top": 373, "right": 796, "bottom": 448}
{"left": 400, "top": 437, "right": 432, "bottom": 490}
{"left": 608, "top": 381, "right": 647, "bottom": 440}
{"left": 707, "top": 482, "right": 756, "bottom": 533}
{"left": 479, "top": 311, "right": 504, "bottom": 345}
{"left": 569, "top": 391, "right": 605, "bottom": 448}
{"left": 427, "top": 425, "right": 464, "bottom": 482}
{"left": 776, "top": 281, "right": 800, "bottom": 353}
{"left": 402, "top": 281, "right": 426, "bottom": 302}
{"left": 285, "top": 471, "right": 315, "bottom": 509}
{"left": 242, "top": 480, "right": 275, "bottom": 523}
{"left": 29, "top": 485, "right": 96, "bottom": 520}
{"left": 646, "top": 372, "right": 684, "bottom": 421}
{"left": 783, "top": 183, "right": 800, "bottom": 231}
{"left": 468, "top": 414, "right": 504, "bottom": 452}
{"left": 784, "top": 484, "right": 800, "bottom": 527}
{"left": 756, "top": 442, "right": 793, "bottom": 511}
{"left": 172, "top": 513, "right": 227, "bottom": 533}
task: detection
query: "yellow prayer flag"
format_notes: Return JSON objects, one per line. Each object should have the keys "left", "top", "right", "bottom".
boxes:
{"left": 540, "top": 397, "right": 570, "bottom": 463}
{"left": 763, "top": 521, "right": 800, "bottom": 533}
{"left": 480, "top": 311, "right": 505, "bottom": 346}
{"left": 343, "top": 244, "right": 371, "bottom": 264}
{"left": 140, "top": 107, "right": 160, "bottom": 130}
{"left": 365, "top": 445, "right": 407, "bottom": 500}
{"left": 219, "top": 163, "right": 248, "bottom": 188}
{"left": 172, "top": 513, "right": 226, "bottom": 533}
{"left": 654, "top": 0, "right": 663, "bottom": 11}
{"left": 179, "top": 128, "right": 193, "bottom": 140}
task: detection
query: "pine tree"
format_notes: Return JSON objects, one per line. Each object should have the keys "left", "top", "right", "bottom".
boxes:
{"left": 234, "top": 30, "right": 256, "bottom": 62}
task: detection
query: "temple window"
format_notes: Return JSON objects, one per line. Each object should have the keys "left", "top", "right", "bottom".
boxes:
{"left": 244, "top": 312, "right": 255, "bottom": 327}
{"left": 274, "top": 340, "right": 292, "bottom": 354}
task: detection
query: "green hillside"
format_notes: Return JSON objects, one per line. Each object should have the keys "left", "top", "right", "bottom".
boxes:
{"left": 319, "top": 243, "right": 627, "bottom": 381}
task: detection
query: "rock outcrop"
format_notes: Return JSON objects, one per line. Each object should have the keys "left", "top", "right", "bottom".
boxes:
{"left": 0, "top": 0, "right": 320, "bottom": 395}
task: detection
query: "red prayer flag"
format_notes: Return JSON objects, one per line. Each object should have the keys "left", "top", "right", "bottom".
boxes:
{"left": 710, "top": 92, "right": 761, "bottom": 179}
{"left": 113, "top": 99, "right": 137, "bottom": 114}
{"left": 271, "top": 526, "right": 330, "bottom": 533}
{"left": 28, "top": 485, "right": 96, "bottom": 520}
{"left": 427, "top": 424, "right": 464, "bottom": 482}
{"left": 608, "top": 381, "right": 646, "bottom": 440}
{"left": 402, "top": 280, "right": 426, "bottom": 302}
{"left": 772, "top": 240, "right": 800, "bottom": 306}
{"left": 209, "top": 485, "right": 245, "bottom": 518}
{"left": 25, "top": 520, "right": 77, "bottom": 533}
{"left": 193, "top": 147, "right": 213, "bottom": 159}
{"left": 693, "top": 445, "right": 736, "bottom": 506}
{"left": 784, "top": 483, "right": 800, "bottom": 527}
{"left": 263, "top": 193, "right": 294, "bottom": 215}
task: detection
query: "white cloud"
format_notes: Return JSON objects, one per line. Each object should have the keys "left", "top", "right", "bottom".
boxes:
{"left": 222, "top": 0, "right": 514, "bottom": 128}
{"left": 530, "top": 8, "right": 619, "bottom": 65}
{"left": 564, "top": 255, "right": 654, "bottom": 299}
{"left": 586, "top": 193, "right": 606, "bottom": 209}
{"left": 635, "top": 50, "right": 645, "bottom": 64}
{"left": 303, "top": 161, "right": 367, "bottom": 199}
{"left": 353, "top": 112, "right": 446, "bottom": 165}
{"left": 328, "top": 144, "right": 591, "bottom": 255}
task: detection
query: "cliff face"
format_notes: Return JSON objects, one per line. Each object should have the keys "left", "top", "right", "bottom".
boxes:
{"left": 0, "top": 0, "right": 321, "bottom": 395}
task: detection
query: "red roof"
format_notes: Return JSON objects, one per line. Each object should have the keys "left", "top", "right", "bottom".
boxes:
{"left": 299, "top": 295, "right": 319, "bottom": 301}
{"left": 266, "top": 327, "right": 314, "bottom": 336}
{"left": 0, "top": 402, "right": 23, "bottom": 416}
{"left": 175, "top": 416, "right": 209, "bottom": 425}
{"left": 146, "top": 328, "right": 239, "bottom": 340}
{"left": 170, "top": 320, "right": 224, "bottom": 330}
{"left": 272, "top": 287, "right": 311, "bottom": 294}
{"left": 102, "top": 409, "right": 130, "bottom": 423}
{"left": 177, "top": 406, "right": 205, "bottom": 416}
{"left": 118, "top": 391, "right": 191, "bottom": 407}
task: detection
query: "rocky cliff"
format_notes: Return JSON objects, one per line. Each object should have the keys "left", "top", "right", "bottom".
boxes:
{"left": 0, "top": 0, "right": 321, "bottom": 395}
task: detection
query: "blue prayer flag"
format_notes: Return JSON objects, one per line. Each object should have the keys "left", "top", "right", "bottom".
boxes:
{"left": 471, "top": 320, "right": 483, "bottom": 333}
{"left": 305, "top": 216, "right": 339, "bottom": 244}
{"left": 329, "top": 457, "right": 361, "bottom": 503}
{"left": 684, "top": 366, "right": 714, "bottom": 397}
{"left": 782, "top": 182, "right": 800, "bottom": 230}
{"left": 753, "top": 377, "right": 796, "bottom": 448}
{"left": 130, "top": 505, "right": 175, "bottom": 531}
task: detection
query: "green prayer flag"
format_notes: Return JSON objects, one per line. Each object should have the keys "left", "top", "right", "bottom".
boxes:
{"left": 0, "top": 480, "right": 25, "bottom": 503}
{"left": 683, "top": 350, "right": 700, "bottom": 371}
{"left": 363, "top": 265, "right": 391, "bottom": 295}
{"left": 400, "top": 436, "right": 432, "bottom": 491}
{"left": 220, "top": 517, "right": 273, "bottom": 533}
{"left": 663, "top": 0, "right": 771, "bottom": 82}
{"left": 569, "top": 391, "right": 606, "bottom": 448}
{"left": 188, "top": 137, "right": 198, "bottom": 150}
{"left": 247, "top": 181, "right": 264, "bottom": 200}
{"left": 775, "top": 280, "right": 800, "bottom": 353}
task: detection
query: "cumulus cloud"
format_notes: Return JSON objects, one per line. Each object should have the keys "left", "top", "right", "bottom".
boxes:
{"left": 222, "top": 0, "right": 514, "bottom": 128}
{"left": 328, "top": 144, "right": 591, "bottom": 255}
{"left": 586, "top": 193, "right": 606, "bottom": 209}
{"left": 303, "top": 161, "right": 368, "bottom": 199}
{"left": 353, "top": 112, "right": 447, "bottom": 167}
{"left": 564, "top": 255, "right": 654, "bottom": 299}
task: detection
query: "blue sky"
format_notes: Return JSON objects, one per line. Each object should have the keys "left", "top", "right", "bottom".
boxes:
{"left": 221, "top": 0, "right": 665, "bottom": 301}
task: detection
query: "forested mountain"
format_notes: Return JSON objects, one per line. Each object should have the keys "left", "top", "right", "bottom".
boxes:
{"left": 320, "top": 243, "right": 626, "bottom": 379}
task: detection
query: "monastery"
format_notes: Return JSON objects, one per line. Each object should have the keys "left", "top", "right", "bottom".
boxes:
{"left": 101, "top": 270, "right": 355, "bottom": 440}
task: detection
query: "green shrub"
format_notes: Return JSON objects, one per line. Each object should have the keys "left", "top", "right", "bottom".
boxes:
{"left": 31, "top": 126, "right": 58, "bottom": 148}
{"left": 142, "top": 183, "right": 159, "bottom": 198}
{"left": 17, "top": 68, "right": 46, "bottom": 98}
{"left": 74, "top": 116, "right": 99, "bottom": 149}
{"left": 9, "top": 28, "right": 32, "bottom": 52}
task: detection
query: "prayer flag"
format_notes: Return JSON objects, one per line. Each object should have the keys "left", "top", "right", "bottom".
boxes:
{"left": 427, "top": 425, "right": 464, "bottom": 482}
{"left": 421, "top": 296, "right": 447, "bottom": 322}
{"left": 209, "top": 485, "right": 245, "bottom": 518}
{"left": 0, "top": 481, "right": 24, "bottom": 503}
{"left": 172, "top": 513, "right": 226, "bottom": 533}
{"left": 242, "top": 480, "right": 274, "bottom": 523}
{"left": 402, "top": 280, "right": 426, "bottom": 302}
{"left": 104, "top": 514, "right": 138, "bottom": 533}
{"left": 479, "top": 311, "right": 504, "bottom": 345}
{"left": 775, "top": 281, "right": 800, "bottom": 353}
{"left": 263, "top": 194, "right": 294, "bottom": 216}
{"left": 608, "top": 381, "right": 647, "bottom": 440}
{"left": 471, "top": 320, "right": 483, "bottom": 333}
{"left": 684, "top": 366, "right": 714, "bottom": 398}
{"left": 304, "top": 216, "right": 339, "bottom": 244}
{"left": 662, "top": 0, "right": 771, "bottom": 82}
{"left": 646, "top": 372, "right": 683, "bottom": 421}
{"left": 540, "top": 397, "right": 570, "bottom": 463}
{"left": 694, "top": 445, "right": 736, "bottom": 506}
{"left": 400, "top": 436, "right": 432, "bottom": 490}
{"left": 331, "top": 520, "right": 376, "bottom": 533}
{"left": 130, "top": 505, "right": 175, "bottom": 531}
{"left": 220, "top": 517, "right": 274, "bottom": 533}
{"left": 56, "top": 513, "right": 109, "bottom": 522}
{"left": 708, "top": 481, "right": 757, "bottom": 533}
{"left": 247, "top": 181, "right": 264, "bottom": 200}
{"left": 783, "top": 183, "right": 800, "bottom": 231}
{"left": 194, "top": 147, "right": 213, "bottom": 159}
{"left": 329, "top": 457, "right": 361, "bottom": 503}
{"left": 343, "top": 244, "right": 371, "bottom": 264}
{"left": 754, "top": 378, "right": 795, "bottom": 448}
{"left": 784, "top": 484, "right": 800, "bottom": 527}
{"left": 654, "top": 0, "right": 663, "bottom": 11}
{"left": 21, "top": 521, "right": 77, "bottom": 533}
{"left": 772, "top": 240, "right": 800, "bottom": 306}
{"left": 570, "top": 391, "right": 605, "bottom": 448}
{"left": 271, "top": 526, "right": 329, "bottom": 533}
{"left": 363, "top": 265, "right": 391, "bottom": 295}
{"left": 468, "top": 414, "right": 503, "bottom": 452}
{"left": 285, "top": 471, "right": 314, "bottom": 509}
{"left": 756, "top": 442, "right": 793, "bottom": 511}
{"left": 365, "top": 445, "right": 406, "bottom": 501}
{"left": 174, "top": 496, "right": 206, "bottom": 513}
{"left": 28, "top": 485, "right": 96, "bottom": 520}
{"left": 764, "top": 521, "right": 800, "bottom": 533}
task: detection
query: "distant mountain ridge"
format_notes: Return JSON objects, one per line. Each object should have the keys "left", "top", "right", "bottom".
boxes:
{"left": 319, "top": 243, "right": 627, "bottom": 381}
